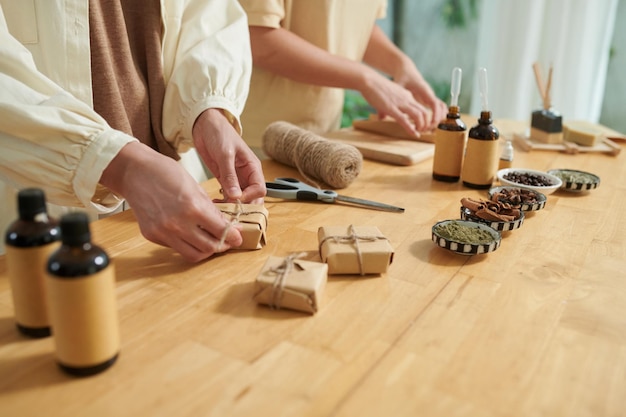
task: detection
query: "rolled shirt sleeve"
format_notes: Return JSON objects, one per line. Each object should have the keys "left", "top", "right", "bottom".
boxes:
{"left": 161, "top": 0, "right": 253, "bottom": 151}
{"left": 238, "top": 0, "right": 285, "bottom": 28}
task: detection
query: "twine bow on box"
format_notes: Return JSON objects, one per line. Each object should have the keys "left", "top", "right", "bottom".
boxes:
{"left": 318, "top": 225, "right": 389, "bottom": 276}
{"left": 266, "top": 252, "right": 306, "bottom": 310}
{"left": 217, "top": 201, "right": 268, "bottom": 249}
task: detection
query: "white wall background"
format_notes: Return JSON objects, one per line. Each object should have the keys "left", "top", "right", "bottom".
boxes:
{"left": 600, "top": 0, "right": 626, "bottom": 133}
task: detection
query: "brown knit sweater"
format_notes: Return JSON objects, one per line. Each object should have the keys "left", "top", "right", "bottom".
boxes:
{"left": 89, "top": 0, "right": 178, "bottom": 159}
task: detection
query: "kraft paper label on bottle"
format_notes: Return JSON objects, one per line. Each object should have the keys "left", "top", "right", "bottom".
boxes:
{"left": 46, "top": 267, "right": 120, "bottom": 367}
{"left": 6, "top": 243, "right": 60, "bottom": 328}
{"left": 433, "top": 129, "right": 466, "bottom": 178}
{"left": 461, "top": 139, "right": 499, "bottom": 186}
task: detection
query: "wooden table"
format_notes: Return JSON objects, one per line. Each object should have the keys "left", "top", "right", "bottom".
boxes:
{"left": 1, "top": 120, "right": 625, "bottom": 417}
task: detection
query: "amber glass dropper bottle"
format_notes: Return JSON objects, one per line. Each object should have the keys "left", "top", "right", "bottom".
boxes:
{"left": 46, "top": 212, "right": 120, "bottom": 376}
{"left": 461, "top": 68, "right": 500, "bottom": 189}
{"left": 432, "top": 67, "right": 467, "bottom": 182}
{"left": 5, "top": 188, "right": 60, "bottom": 337}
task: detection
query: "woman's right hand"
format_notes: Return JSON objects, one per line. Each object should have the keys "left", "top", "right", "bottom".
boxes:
{"left": 99, "top": 142, "right": 243, "bottom": 262}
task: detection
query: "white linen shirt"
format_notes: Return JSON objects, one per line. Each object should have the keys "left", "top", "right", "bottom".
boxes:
{"left": 0, "top": 0, "right": 252, "bottom": 252}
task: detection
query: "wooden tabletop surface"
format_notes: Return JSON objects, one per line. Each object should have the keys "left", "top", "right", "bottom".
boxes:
{"left": 1, "top": 119, "right": 625, "bottom": 417}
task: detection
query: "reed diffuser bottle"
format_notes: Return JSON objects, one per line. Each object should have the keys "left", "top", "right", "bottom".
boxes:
{"left": 461, "top": 68, "right": 500, "bottom": 189}
{"left": 5, "top": 188, "right": 60, "bottom": 337}
{"left": 46, "top": 212, "right": 120, "bottom": 376}
{"left": 432, "top": 67, "right": 467, "bottom": 182}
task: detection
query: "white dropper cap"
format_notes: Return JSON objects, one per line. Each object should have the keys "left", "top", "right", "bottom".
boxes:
{"left": 450, "top": 67, "right": 462, "bottom": 107}
{"left": 478, "top": 67, "right": 489, "bottom": 111}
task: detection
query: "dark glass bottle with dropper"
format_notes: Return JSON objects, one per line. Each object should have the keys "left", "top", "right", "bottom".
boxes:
{"left": 461, "top": 110, "right": 500, "bottom": 189}
{"left": 5, "top": 188, "right": 60, "bottom": 337}
{"left": 46, "top": 212, "right": 120, "bottom": 376}
{"left": 432, "top": 105, "right": 467, "bottom": 182}
{"left": 460, "top": 68, "right": 500, "bottom": 189}
{"left": 433, "top": 67, "right": 467, "bottom": 182}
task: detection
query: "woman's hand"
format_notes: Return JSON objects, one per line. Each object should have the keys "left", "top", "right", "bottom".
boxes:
{"left": 99, "top": 141, "right": 245, "bottom": 263}
{"left": 192, "top": 109, "right": 266, "bottom": 204}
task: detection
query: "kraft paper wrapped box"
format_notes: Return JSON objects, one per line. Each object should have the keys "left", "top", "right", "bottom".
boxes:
{"left": 215, "top": 203, "right": 268, "bottom": 250}
{"left": 253, "top": 255, "right": 328, "bottom": 314}
{"left": 318, "top": 225, "right": 394, "bottom": 275}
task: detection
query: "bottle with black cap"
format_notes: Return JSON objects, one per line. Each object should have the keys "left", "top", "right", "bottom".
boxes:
{"left": 461, "top": 68, "right": 500, "bottom": 189}
{"left": 46, "top": 212, "right": 120, "bottom": 376}
{"left": 433, "top": 67, "right": 467, "bottom": 182}
{"left": 5, "top": 188, "right": 60, "bottom": 337}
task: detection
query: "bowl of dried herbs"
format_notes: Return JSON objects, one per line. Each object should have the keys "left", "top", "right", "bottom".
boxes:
{"left": 432, "top": 220, "right": 501, "bottom": 255}
{"left": 547, "top": 169, "right": 600, "bottom": 192}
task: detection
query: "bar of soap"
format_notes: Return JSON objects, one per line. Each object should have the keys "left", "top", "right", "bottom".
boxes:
{"left": 530, "top": 109, "right": 563, "bottom": 144}
{"left": 563, "top": 122, "right": 601, "bottom": 147}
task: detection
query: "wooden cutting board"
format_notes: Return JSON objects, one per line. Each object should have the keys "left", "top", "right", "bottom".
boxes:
{"left": 325, "top": 128, "right": 434, "bottom": 166}
{"left": 352, "top": 117, "right": 435, "bottom": 143}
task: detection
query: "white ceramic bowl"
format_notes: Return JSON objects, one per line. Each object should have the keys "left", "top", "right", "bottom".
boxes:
{"left": 547, "top": 169, "right": 601, "bottom": 192}
{"left": 432, "top": 219, "right": 501, "bottom": 255}
{"left": 497, "top": 168, "right": 562, "bottom": 195}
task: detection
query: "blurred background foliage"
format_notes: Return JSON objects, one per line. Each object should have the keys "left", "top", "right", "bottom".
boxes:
{"left": 342, "top": 0, "right": 625, "bottom": 134}
{"left": 341, "top": 0, "right": 479, "bottom": 127}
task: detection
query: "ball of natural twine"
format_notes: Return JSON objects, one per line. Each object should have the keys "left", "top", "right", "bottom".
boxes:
{"left": 262, "top": 121, "right": 362, "bottom": 189}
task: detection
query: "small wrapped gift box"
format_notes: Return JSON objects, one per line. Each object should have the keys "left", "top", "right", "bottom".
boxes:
{"left": 318, "top": 225, "right": 394, "bottom": 275}
{"left": 215, "top": 203, "right": 268, "bottom": 250}
{"left": 253, "top": 255, "right": 328, "bottom": 314}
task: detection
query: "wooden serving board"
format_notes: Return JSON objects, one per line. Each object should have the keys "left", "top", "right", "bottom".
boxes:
{"left": 325, "top": 128, "right": 434, "bottom": 166}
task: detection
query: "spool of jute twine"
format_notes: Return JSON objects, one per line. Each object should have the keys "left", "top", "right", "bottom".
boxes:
{"left": 262, "top": 121, "right": 363, "bottom": 189}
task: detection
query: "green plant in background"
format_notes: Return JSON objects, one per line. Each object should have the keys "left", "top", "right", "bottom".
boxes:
{"left": 428, "top": 78, "right": 451, "bottom": 103}
{"left": 341, "top": 90, "right": 374, "bottom": 128}
{"left": 441, "top": 0, "right": 478, "bottom": 29}
{"left": 341, "top": 0, "right": 479, "bottom": 126}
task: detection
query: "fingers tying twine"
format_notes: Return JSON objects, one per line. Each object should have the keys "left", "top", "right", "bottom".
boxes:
{"left": 218, "top": 200, "right": 244, "bottom": 250}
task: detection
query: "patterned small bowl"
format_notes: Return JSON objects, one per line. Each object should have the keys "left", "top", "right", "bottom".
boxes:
{"left": 432, "top": 219, "right": 501, "bottom": 255}
{"left": 547, "top": 169, "right": 601, "bottom": 192}
{"left": 488, "top": 186, "right": 547, "bottom": 212}
{"left": 460, "top": 206, "right": 525, "bottom": 232}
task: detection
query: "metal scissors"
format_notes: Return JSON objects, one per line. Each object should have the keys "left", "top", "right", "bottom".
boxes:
{"left": 265, "top": 177, "right": 404, "bottom": 213}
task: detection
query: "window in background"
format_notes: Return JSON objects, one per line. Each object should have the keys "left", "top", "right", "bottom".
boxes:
{"left": 600, "top": 0, "right": 626, "bottom": 134}
{"left": 345, "top": 0, "right": 624, "bottom": 135}
{"left": 468, "top": 0, "right": 618, "bottom": 127}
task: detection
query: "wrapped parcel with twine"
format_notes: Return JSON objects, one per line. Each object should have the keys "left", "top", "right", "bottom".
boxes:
{"left": 318, "top": 225, "right": 394, "bottom": 275}
{"left": 262, "top": 121, "right": 363, "bottom": 189}
{"left": 214, "top": 203, "right": 268, "bottom": 250}
{"left": 253, "top": 254, "right": 328, "bottom": 314}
